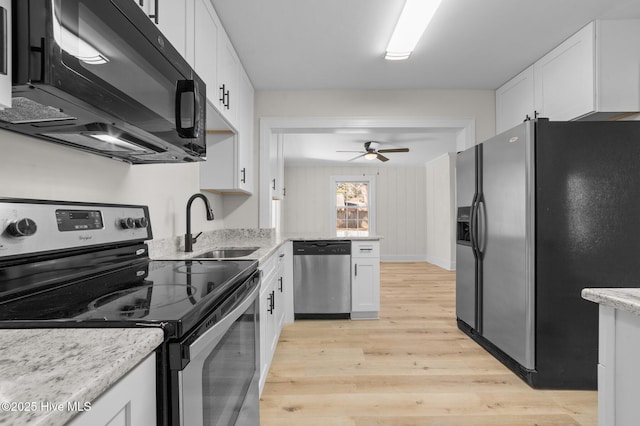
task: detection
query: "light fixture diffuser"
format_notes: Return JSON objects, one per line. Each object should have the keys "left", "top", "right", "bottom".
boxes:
{"left": 385, "top": 0, "right": 442, "bottom": 60}
{"left": 364, "top": 152, "right": 377, "bottom": 160}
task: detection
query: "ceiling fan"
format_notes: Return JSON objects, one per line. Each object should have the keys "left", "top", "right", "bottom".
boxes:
{"left": 338, "top": 141, "right": 410, "bottom": 162}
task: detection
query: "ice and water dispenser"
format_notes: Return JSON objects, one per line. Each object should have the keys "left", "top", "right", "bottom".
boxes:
{"left": 456, "top": 207, "right": 471, "bottom": 245}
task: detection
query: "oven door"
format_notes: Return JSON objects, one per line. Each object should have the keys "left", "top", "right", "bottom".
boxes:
{"left": 172, "top": 275, "right": 260, "bottom": 426}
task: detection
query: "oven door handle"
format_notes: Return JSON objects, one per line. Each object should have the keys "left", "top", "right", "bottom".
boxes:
{"left": 180, "top": 281, "right": 259, "bottom": 364}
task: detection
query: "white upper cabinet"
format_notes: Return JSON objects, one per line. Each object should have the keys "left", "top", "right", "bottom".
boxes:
{"left": 270, "top": 134, "right": 285, "bottom": 200}
{"left": 192, "top": 0, "right": 220, "bottom": 102}
{"left": 533, "top": 22, "right": 596, "bottom": 122}
{"left": 216, "top": 32, "right": 240, "bottom": 126}
{"left": 496, "top": 20, "right": 640, "bottom": 131}
{"left": 134, "top": 0, "right": 187, "bottom": 58}
{"left": 0, "top": 0, "right": 11, "bottom": 109}
{"left": 236, "top": 66, "right": 255, "bottom": 193}
{"left": 495, "top": 66, "right": 535, "bottom": 134}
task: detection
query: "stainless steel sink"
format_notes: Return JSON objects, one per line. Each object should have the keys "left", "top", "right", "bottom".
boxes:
{"left": 194, "top": 247, "right": 259, "bottom": 259}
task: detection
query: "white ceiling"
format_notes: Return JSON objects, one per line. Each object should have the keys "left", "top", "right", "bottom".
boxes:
{"left": 282, "top": 128, "right": 459, "bottom": 167}
{"left": 211, "top": 0, "right": 640, "bottom": 165}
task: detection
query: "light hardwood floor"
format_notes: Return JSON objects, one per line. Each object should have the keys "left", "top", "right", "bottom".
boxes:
{"left": 260, "top": 262, "right": 597, "bottom": 425}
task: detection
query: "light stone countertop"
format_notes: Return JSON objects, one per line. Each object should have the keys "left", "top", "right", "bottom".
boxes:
{"left": 581, "top": 288, "right": 640, "bottom": 316}
{"left": 0, "top": 328, "right": 164, "bottom": 426}
{"left": 0, "top": 228, "right": 380, "bottom": 426}
{"left": 148, "top": 228, "right": 382, "bottom": 264}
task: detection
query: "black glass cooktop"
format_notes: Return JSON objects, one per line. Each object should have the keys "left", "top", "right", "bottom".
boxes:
{"left": 0, "top": 258, "right": 258, "bottom": 338}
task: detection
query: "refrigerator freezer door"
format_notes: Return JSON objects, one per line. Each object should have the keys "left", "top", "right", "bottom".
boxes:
{"left": 455, "top": 147, "right": 477, "bottom": 329}
{"left": 480, "top": 122, "right": 535, "bottom": 370}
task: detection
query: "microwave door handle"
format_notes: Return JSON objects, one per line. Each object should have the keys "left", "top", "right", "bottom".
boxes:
{"left": 175, "top": 80, "right": 199, "bottom": 138}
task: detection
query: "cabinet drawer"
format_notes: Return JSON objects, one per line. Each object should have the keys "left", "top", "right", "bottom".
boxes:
{"left": 351, "top": 241, "right": 379, "bottom": 258}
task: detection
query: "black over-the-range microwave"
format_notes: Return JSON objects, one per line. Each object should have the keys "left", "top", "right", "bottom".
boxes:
{"left": 0, "top": 0, "right": 206, "bottom": 164}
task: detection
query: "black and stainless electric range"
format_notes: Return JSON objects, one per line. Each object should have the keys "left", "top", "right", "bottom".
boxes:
{"left": 0, "top": 199, "right": 261, "bottom": 426}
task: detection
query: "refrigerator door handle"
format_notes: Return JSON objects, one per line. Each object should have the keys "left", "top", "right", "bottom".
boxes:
{"left": 476, "top": 196, "right": 486, "bottom": 260}
{"left": 470, "top": 195, "right": 480, "bottom": 259}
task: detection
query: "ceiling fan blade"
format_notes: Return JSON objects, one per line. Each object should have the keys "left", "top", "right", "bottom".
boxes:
{"left": 348, "top": 153, "right": 367, "bottom": 161}
{"left": 377, "top": 148, "right": 410, "bottom": 153}
{"left": 376, "top": 153, "right": 390, "bottom": 162}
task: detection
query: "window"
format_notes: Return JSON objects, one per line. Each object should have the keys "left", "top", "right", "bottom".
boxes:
{"left": 331, "top": 176, "right": 375, "bottom": 237}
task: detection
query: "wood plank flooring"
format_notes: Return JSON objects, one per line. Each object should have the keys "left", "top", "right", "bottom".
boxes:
{"left": 259, "top": 262, "right": 597, "bottom": 425}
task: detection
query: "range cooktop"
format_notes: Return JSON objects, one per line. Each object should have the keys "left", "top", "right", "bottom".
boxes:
{"left": 0, "top": 258, "right": 258, "bottom": 338}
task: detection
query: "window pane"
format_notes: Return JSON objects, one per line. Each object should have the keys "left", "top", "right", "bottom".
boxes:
{"left": 336, "top": 181, "right": 369, "bottom": 236}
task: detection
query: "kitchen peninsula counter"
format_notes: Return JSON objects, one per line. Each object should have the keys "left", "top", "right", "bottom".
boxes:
{"left": 581, "top": 288, "right": 640, "bottom": 314}
{"left": 582, "top": 287, "right": 640, "bottom": 425}
{"left": 0, "top": 328, "right": 163, "bottom": 426}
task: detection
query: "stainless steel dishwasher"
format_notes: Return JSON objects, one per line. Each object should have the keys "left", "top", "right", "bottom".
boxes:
{"left": 293, "top": 240, "right": 351, "bottom": 319}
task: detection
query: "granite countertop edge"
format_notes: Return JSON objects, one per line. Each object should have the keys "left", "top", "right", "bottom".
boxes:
{"left": 582, "top": 288, "right": 640, "bottom": 316}
{"left": 0, "top": 328, "right": 164, "bottom": 426}
{"left": 149, "top": 229, "right": 382, "bottom": 264}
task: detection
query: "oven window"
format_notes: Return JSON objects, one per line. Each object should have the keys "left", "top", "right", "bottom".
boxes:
{"left": 201, "top": 305, "right": 257, "bottom": 425}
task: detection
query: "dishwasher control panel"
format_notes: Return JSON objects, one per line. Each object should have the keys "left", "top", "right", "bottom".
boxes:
{"left": 293, "top": 240, "right": 351, "bottom": 255}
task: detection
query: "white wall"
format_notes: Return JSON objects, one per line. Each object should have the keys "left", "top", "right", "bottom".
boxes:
{"left": 284, "top": 166, "right": 427, "bottom": 261}
{"left": 225, "top": 89, "right": 496, "bottom": 228}
{"left": 426, "top": 153, "right": 456, "bottom": 270}
{"left": 0, "top": 131, "right": 225, "bottom": 240}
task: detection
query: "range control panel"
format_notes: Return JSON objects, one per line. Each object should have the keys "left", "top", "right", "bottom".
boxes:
{"left": 0, "top": 199, "right": 152, "bottom": 258}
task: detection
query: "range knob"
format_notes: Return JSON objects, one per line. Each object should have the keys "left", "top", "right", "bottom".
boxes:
{"left": 120, "top": 217, "right": 136, "bottom": 229}
{"left": 134, "top": 217, "right": 148, "bottom": 228}
{"left": 6, "top": 218, "right": 38, "bottom": 237}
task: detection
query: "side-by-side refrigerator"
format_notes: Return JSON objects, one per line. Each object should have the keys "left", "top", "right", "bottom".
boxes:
{"left": 456, "top": 118, "right": 640, "bottom": 389}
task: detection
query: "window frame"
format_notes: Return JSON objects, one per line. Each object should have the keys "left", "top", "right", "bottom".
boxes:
{"left": 330, "top": 175, "right": 376, "bottom": 237}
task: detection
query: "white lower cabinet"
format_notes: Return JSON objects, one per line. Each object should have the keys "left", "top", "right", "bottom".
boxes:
{"left": 258, "top": 242, "right": 292, "bottom": 394}
{"left": 67, "top": 353, "right": 156, "bottom": 426}
{"left": 351, "top": 241, "right": 380, "bottom": 320}
{"left": 597, "top": 305, "right": 640, "bottom": 426}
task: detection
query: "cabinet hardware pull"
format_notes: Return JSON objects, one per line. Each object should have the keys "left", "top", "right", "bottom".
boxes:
{"left": 224, "top": 89, "right": 230, "bottom": 109}
{"left": 278, "top": 277, "right": 283, "bottom": 292}
{"left": 268, "top": 291, "right": 274, "bottom": 314}
{"left": 272, "top": 179, "right": 276, "bottom": 190}
{"left": 271, "top": 290, "right": 275, "bottom": 312}
{"left": 355, "top": 264, "right": 358, "bottom": 276}
{"left": 219, "top": 84, "right": 226, "bottom": 104}
{"left": 240, "top": 168, "right": 246, "bottom": 183}
{"left": 148, "top": 0, "right": 159, "bottom": 24}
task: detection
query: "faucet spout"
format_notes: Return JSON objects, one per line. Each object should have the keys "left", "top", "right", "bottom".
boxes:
{"left": 185, "top": 193, "right": 214, "bottom": 252}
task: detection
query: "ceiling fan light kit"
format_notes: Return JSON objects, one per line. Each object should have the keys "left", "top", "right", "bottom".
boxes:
{"left": 338, "top": 141, "right": 410, "bottom": 163}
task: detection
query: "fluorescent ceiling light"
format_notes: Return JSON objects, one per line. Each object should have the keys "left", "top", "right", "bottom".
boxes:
{"left": 385, "top": 0, "right": 443, "bottom": 60}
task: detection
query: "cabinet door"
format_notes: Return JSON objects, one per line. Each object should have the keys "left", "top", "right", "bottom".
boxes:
{"left": 67, "top": 354, "right": 156, "bottom": 426}
{"left": 156, "top": 0, "right": 187, "bottom": 57}
{"left": 351, "top": 258, "right": 380, "bottom": 315}
{"left": 0, "top": 0, "right": 11, "bottom": 109}
{"left": 193, "top": 0, "right": 220, "bottom": 101}
{"left": 534, "top": 22, "right": 595, "bottom": 120}
{"left": 270, "top": 134, "right": 285, "bottom": 200}
{"left": 259, "top": 279, "right": 274, "bottom": 392}
{"left": 217, "top": 32, "right": 239, "bottom": 125}
{"left": 495, "top": 66, "right": 534, "bottom": 133}
{"left": 236, "top": 68, "right": 254, "bottom": 193}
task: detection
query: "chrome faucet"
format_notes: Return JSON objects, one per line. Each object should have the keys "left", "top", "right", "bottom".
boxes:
{"left": 185, "top": 193, "right": 214, "bottom": 252}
